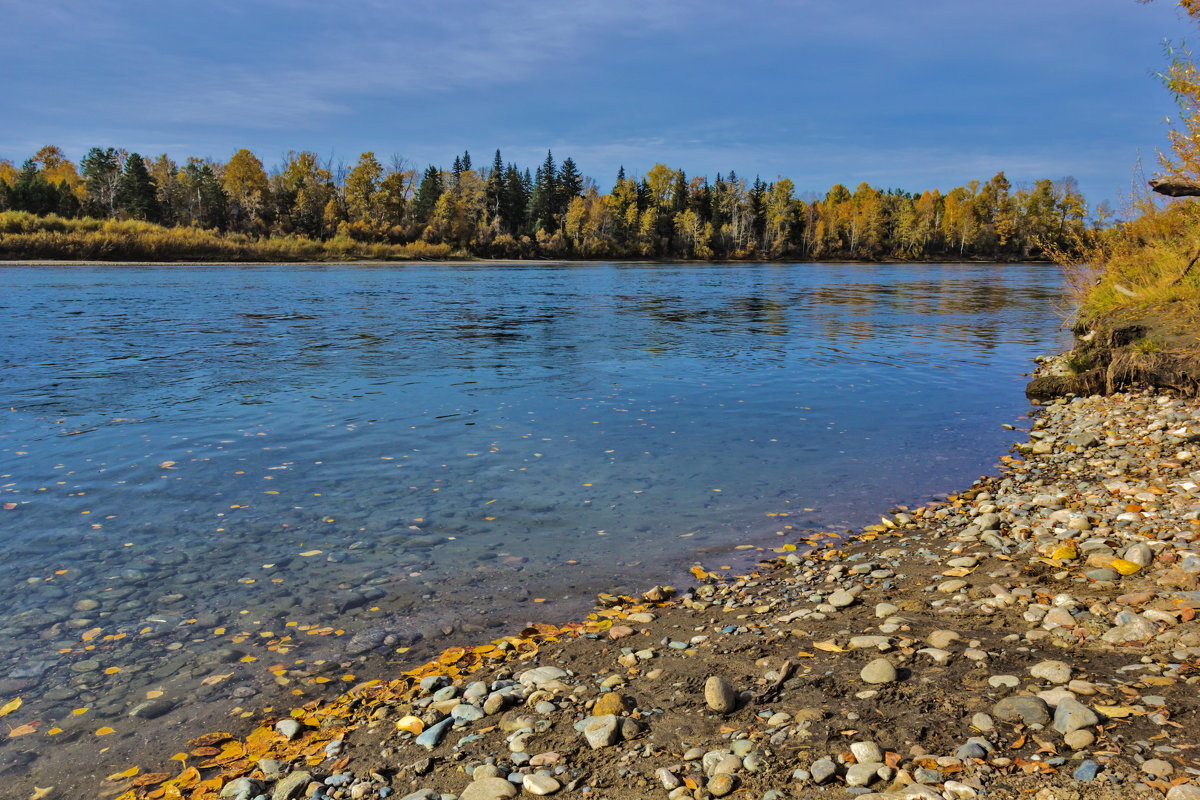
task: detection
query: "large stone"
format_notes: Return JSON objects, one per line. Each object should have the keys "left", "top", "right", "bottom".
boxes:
{"left": 271, "top": 772, "right": 312, "bottom": 800}
{"left": 582, "top": 714, "right": 621, "bottom": 749}
{"left": 593, "top": 692, "right": 630, "bottom": 717}
{"left": 1030, "top": 660, "right": 1071, "bottom": 684}
{"left": 809, "top": 757, "right": 837, "bottom": 784}
{"left": 1053, "top": 698, "right": 1099, "bottom": 734}
{"left": 927, "top": 630, "right": 960, "bottom": 649}
{"left": 704, "top": 676, "right": 737, "bottom": 712}
{"left": 518, "top": 666, "right": 569, "bottom": 686}
{"left": 459, "top": 777, "right": 519, "bottom": 800}
{"left": 993, "top": 696, "right": 1051, "bottom": 727}
{"left": 415, "top": 717, "right": 452, "bottom": 750}
{"left": 220, "top": 778, "right": 263, "bottom": 800}
{"left": 850, "top": 741, "right": 883, "bottom": 764}
{"left": 1166, "top": 784, "right": 1200, "bottom": 800}
{"left": 860, "top": 658, "right": 897, "bottom": 684}
{"left": 827, "top": 589, "right": 856, "bottom": 608}
{"left": 846, "top": 762, "right": 884, "bottom": 787}
{"left": 522, "top": 774, "right": 561, "bottom": 796}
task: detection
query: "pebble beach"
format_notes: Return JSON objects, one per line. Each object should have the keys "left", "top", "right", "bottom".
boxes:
{"left": 67, "top": 385, "right": 1200, "bottom": 800}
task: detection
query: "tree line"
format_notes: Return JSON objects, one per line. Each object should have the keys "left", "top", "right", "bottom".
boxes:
{"left": 0, "top": 144, "right": 1097, "bottom": 261}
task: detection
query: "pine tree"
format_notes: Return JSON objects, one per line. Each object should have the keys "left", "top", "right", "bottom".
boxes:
{"left": 531, "top": 150, "right": 558, "bottom": 231}
{"left": 558, "top": 157, "right": 583, "bottom": 215}
{"left": 413, "top": 165, "right": 445, "bottom": 223}
{"left": 115, "top": 153, "right": 159, "bottom": 221}
{"left": 486, "top": 149, "right": 505, "bottom": 227}
{"left": 9, "top": 159, "right": 59, "bottom": 215}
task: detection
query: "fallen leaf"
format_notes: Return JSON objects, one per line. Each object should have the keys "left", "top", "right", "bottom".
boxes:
{"left": 107, "top": 766, "right": 140, "bottom": 781}
{"left": 8, "top": 723, "right": 37, "bottom": 738}
{"left": 813, "top": 640, "right": 846, "bottom": 653}
{"left": 95, "top": 726, "right": 115, "bottom": 736}
{"left": 298, "top": 550, "right": 323, "bottom": 557}
{"left": 0, "top": 697, "right": 22, "bottom": 717}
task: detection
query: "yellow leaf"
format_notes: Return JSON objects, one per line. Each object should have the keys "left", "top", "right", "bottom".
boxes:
{"left": 104, "top": 666, "right": 121, "bottom": 675}
{"left": 1110, "top": 559, "right": 1142, "bottom": 576}
{"left": 159, "top": 461, "right": 176, "bottom": 469}
{"left": 813, "top": 640, "right": 846, "bottom": 653}
{"left": 396, "top": 715, "right": 424, "bottom": 735}
{"left": 1093, "top": 705, "right": 1141, "bottom": 718}
{"left": 29, "top": 788, "right": 54, "bottom": 800}
{"left": 169, "top": 752, "right": 188, "bottom": 762}
{"left": 1050, "top": 545, "right": 1077, "bottom": 561}
{"left": 239, "top": 656, "right": 257, "bottom": 663}
{"left": 95, "top": 726, "right": 115, "bottom": 736}
{"left": 145, "top": 690, "right": 164, "bottom": 699}
{"left": 0, "top": 697, "right": 21, "bottom": 717}
{"left": 81, "top": 627, "right": 102, "bottom": 641}
{"left": 45, "top": 728, "right": 62, "bottom": 736}
{"left": 8, "top": 723, "right": 38, "bottom": 737}
{"left": 107, "top": 766, "right": 139, "bottom": 780}
{"left": 298, "top": 550, "right": 322, "bottom": 557}
{"left": 71, "top": 707, "right": 88, "bottom": 716}
{"left": 200, "top": 673, "right": 232, "bottom": 686}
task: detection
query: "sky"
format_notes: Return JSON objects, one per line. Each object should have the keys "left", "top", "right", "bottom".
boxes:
{"left": 0, "top": 0, "right": 1195, "bottom": 209}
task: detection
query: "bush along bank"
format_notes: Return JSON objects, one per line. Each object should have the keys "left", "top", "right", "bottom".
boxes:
{"left": 76, "top": 388, "right": 1200, "bottom": 800}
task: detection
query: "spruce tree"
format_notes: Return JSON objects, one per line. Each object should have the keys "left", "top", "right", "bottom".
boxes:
{"left": 115, "top": 153, "right": 159, "bottom": 221}
{"left": 9, "top": 159, "right": 59, "bottom": 215}
{"left": 486, "top": 149, "right": 505, "bottom": 227}
{"left": 81, "top": 147, "right": 122, "bottom": 217}
{"left": 413, "top": 166, "right": 444, "bottom": 223}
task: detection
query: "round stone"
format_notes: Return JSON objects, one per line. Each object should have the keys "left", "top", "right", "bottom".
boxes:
{"left": 522, "top": 774, "right": 561, "bottom": 796}
{"left": 1064, "top": 729, "right": 1095, "bottom": 750}
{"left": 704, "top": 676, "right": 737, "bottom": 712}
{"left": 1030, "top": 660, "right": 1071, "bottom": 684}
{"left": 707, "top": 774, "right": 737, "bottom": 797}
{"left": 860, "top": 658, "right": 897, "bottom": 684}
{"left": 460, "top": 777, "right": 519, "bottom": 800}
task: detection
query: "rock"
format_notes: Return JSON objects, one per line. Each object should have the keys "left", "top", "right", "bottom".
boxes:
{"left": 459, "top": 777, "right": 519, "bottom": 800}
{"left": 608, "top": 625, "right": 634, "bottom": 640}
{"left": 875, "top": 603, "right": 899, "bottom": 618}
{"left": 704, "top": 676, "right": 737, "bottom": 712}
{"left": 1073, "top": 760, "right": 1100, "bottom": 781}
{"left": 1030, "top": 660, "right": 1071, "bottom": 684}
{"left": 1052, "top": 698, "right": 1099, "bottom": 734}
{"left": 846, "top": 762, "right": 884, "bottom": 787}
{"left": 1064, "top": 729, "right": 1095, "bottom": 750}
{"left": 128, "top": 699, "right": 175, "bottom": 719}
{"left": 971, "top": 713, "right": 995, "bottom": 731}
{"left": 415, "top": 717, "right": 452, "bottom": 750}
{"left": 518, "top": 666, "right": 569, "bottom": 686}
{"left": 452, "top": 704, "right": 485, "bottom": 724}
{"left": 937, "top": 579, "right": 968, "bottom": 593}
{"left": 271, "top": 771, "right": 312, "bottom": 800}
{"left": 1143, "top": 759, "right": 1175, "bottom": 777}
{"left": 809, "top": 757, "right": 837, "bottom": 784}
{"left": 1166, "top": 785, "right": 1200, "bottom": 800}
{"left": 1102, "top": 617, "right": 1158, "bottom": 643}
{"left": 274, "top": 719, "right": 302, "bottom": 740}
{"left": 850, "top": 741, "right": 882, "bottom": 764}
{"left": 522, "top": 774, "right": 561, "bottom": 796}
{"left": 656, "top": 768, "right": 681, "bottom": 790}
{"left": 827, "top": 588, "right": 856, "bottom": 608}
{"left": 220, "top": 778, "right": 263, "bottom": 800}
{"left": 860, "top": 658, "right": 897, "bottom": 684}
{"left": 397, "top": 792, "right": 439, "bottom": 800}
{"left": 592, "top": 692, "right": 629, "bottom": 717}
{"left": 707, "top": 774, "right": 737, "bottom": 797}
{"left": 993, "top": 696, "right": 1051, "bottom": 726}
{"left": 581, "top": 715, "right": 621, "bottom": 749}
{"left": 1124, "top": 542, "right": 1154, "bottom": 567}
{"left": 927, "top": 630, "right": 960, "bottom": 649}
{"left": 483, "top": 692, "right": 509, "bottom": 716}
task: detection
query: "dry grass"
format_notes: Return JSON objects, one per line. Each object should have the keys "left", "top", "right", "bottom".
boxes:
{"left": 1046, "top": 199, "right": 1200, "bottom": 324}
{"left": 0, "top": 212, "right": 453, "bottom": 262}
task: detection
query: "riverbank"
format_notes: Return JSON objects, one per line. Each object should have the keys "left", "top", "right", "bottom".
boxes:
{"left": 58, "top": 386, "right": 1197, "bottom": 800}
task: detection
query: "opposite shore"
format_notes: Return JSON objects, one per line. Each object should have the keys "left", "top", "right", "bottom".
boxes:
{"left": 34, "top": 371, "right": 1200, "bottom": 800}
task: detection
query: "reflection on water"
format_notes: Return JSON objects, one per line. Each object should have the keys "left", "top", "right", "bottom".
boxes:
{"left": 0, "top": 262, "right": 1065, "bottom": 790}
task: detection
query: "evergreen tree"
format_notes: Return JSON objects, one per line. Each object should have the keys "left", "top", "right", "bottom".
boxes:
{"left": 557, "top": 157, "right": 583, "bottom": 215}
{"left": 413, "top": 165, "right": 445, "bottom": 224}
{"left": 486, "top": 149, "right": 505, "bottom": 226}
{"left": 461, "top": 151, "right": 471, "bottom": 171}
{"left": 672, "top": 170, "right": 689, "bottom": 215}
{"left": 115, "top": 153, "right": 159, "bottom": 221}
{"left": 180, "top": 160, "right": 227, "bottom": 228}
{"left": 80, "top": 147, "right": 122, "bottom": 217}
{"left": 530, "top": 150, "right": 558, "bottom": 231}
{"left": 9, "top": 159, "right": 59, "bottom": 215}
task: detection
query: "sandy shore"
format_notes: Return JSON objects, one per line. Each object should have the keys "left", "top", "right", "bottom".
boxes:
{"left": 28, "top": 388, "right": 1200, "bottom": 800}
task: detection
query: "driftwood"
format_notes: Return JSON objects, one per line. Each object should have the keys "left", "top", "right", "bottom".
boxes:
{"left": 1149, "top": 177, "right": 1200, "bottom": 197}
{"left": 754, "top": 659, "right": 795, "bottom": 703}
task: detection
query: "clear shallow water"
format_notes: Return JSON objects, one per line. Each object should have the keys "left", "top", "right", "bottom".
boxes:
{"left": 0, "top": 262, "right": 1065, "bottom": 782}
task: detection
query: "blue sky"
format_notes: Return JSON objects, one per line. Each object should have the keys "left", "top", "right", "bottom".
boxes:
{"left": 0, "top": 0, "right": 1193, "bottom": 208}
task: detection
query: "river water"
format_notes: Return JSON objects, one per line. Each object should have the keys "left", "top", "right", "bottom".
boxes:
{"left": 0, "top": 261, "right": 1066, "bottom": 789}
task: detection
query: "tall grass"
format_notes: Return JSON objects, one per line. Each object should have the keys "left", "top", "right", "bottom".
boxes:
{"left": 0, "top": 212, "right": 453, "bottom": 262}
{"left": 1047, "top": 199, "right": 1200, "bottom": 325}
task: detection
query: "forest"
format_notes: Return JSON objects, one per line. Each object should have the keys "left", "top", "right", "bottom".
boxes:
{"left": 0, "top": 144, "right": 1097, "bottom": 262}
